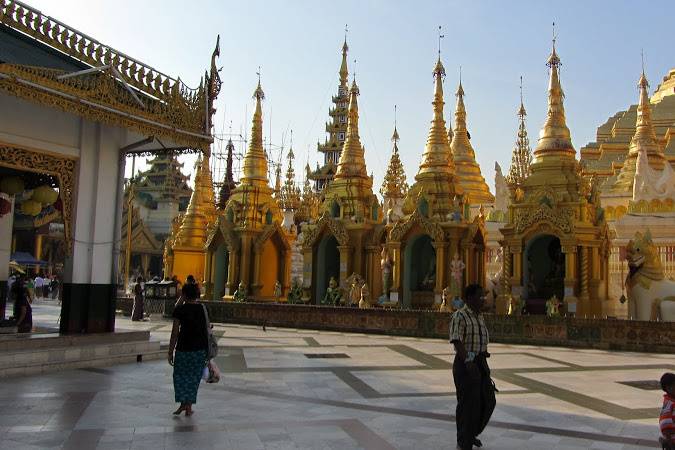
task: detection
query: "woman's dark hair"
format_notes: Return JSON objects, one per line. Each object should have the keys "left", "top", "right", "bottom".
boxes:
{"left": 182, "top": 283, "right": 200, "bottom": 301}
{"left": 136, "top": 276, "right": 145, "bottom": 283}
{"left": 186, "top": 275, "right": 196, "bottom": 284}
{"left": 464, "top": 283, "right": 483, "bottom": 301}
{"left": 661, "top": 372, "right": 675, "bottom": 391}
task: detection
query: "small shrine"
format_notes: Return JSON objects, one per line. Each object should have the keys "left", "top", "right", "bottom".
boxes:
{"left": 385, "top": 56, "right": 486, "bottom": 309}
{"left": 499, "top": 39, "right": 611, "bottom": 317}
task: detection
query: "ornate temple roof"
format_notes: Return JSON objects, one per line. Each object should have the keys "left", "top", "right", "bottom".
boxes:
{"left": 403, "top": 57, "right": 463, "bottom": 217}
{"left": 449, "top": 79, "right": 494, "bottom": 204}
{"left": 0, "top": 0, "right": 219, "bottom": 150}
{"left": 134, "top": 153, "right": 192, "bottom": 210}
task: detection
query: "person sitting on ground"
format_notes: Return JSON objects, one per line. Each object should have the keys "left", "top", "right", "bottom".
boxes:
{"left": 660, "top": 372, "right": 675, "bottom": 449}
{"left": 168, "top": 281, "right": 208, "bottom": 416}
{"left": 11, "top": 275, "right": 32, "bottom": 333}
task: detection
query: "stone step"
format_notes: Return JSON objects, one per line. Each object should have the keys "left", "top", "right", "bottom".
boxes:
{"left": 0, "top": 332, "right": 161, "bottom": 378}
{"left": 0, "top": 330, "right": 152, "bottom": 352}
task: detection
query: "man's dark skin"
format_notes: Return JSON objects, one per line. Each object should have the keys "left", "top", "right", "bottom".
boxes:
{"left": 452, "top": 287, "right": 484, "bottom": 381}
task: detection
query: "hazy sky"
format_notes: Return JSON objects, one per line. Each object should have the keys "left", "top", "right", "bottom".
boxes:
{"left": 29, "top": 0, "right": 674, "bottom": 193}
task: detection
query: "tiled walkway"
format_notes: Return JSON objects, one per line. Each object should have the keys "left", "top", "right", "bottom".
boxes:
{"left": 0, "top": 303, "right": 669, "bottom": 449}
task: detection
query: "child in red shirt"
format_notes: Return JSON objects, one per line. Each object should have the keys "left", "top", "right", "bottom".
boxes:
{"left": 660, "top": 372, "right": 675, "bottom": 449}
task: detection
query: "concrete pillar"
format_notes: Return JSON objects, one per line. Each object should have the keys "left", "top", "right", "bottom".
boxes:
{"left": 0, "top": 196, "right": 14, "bottom": 320}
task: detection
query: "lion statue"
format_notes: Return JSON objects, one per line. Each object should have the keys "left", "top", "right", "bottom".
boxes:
{"left": 625, "top": 230, "right": 675, "bottom": 321}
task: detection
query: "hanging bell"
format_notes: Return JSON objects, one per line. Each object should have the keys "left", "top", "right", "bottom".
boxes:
{"left": 619, "top": 294, "right": 626, "bottom": 304}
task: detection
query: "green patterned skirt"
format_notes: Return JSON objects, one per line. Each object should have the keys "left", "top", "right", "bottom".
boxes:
{"left": 173, "top": 350, "right": 207, "bottom": 404}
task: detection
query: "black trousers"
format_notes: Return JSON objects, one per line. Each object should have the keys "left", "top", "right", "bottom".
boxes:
{"left": 452, "top": 354, "right": 495, "bottom": 449}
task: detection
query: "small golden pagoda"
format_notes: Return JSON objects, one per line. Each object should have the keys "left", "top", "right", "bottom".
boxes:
{"left": 170, "top": 154, "right": 217, "bottom": 284}
{"left": 279, "top": 143, "right": 302, "bottom": 228}
{"left": 302, "top": 76, "right": 382, "bottom": 303}
{"left": 387, "top": 56, "right": 486, "bottom": 309}
{"left": 204, "top": 79, "right": 292, "bottom": 301}
{"left": 505, "top": 84, "right": 533, "bottom": 189}
{"left": 380, "top": 124, "right": 408, "bottom": 223}
{"left": 450, "top": 79, "right": 495, "bottom": 208}
{"left": 499, "top": 39, "right": 610, "bottom": 318}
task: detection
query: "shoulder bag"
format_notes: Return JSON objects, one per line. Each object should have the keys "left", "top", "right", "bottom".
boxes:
{"left": 201, "top": 303, "right": 218, "bottom": 360}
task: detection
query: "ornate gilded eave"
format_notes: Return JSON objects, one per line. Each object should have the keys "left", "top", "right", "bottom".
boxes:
{"left": 0, "top": 0, "right": 220, "bottom": 150}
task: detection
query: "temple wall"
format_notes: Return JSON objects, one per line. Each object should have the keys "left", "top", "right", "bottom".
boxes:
{"left": 0, "top": 94, "right": 158, "bottom": 332}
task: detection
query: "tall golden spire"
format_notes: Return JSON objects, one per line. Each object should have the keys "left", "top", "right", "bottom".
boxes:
{"left": 339, "top": 25, "right": 349, "bottom": 87}
{"left": 450, "top": 75, "right": 494, "bottom": 204}
{"left": 322, "top": 75, "right": 377, "bottom": 221}
{"left": 403, "top": 49, "right": 463, "bottom": 217}
{"left": 240, "top": 77, "right": 270, "bottom": 188}
{"left": 174, "top": 154, "right": 215, "bottom": 248}
{"left": 533, "top": 34, "right": 575, "bottom": 161}
{"left": 416, "top": 57, "right": 454, "bottom": 177}
{"left": 506, "top": 77, "right": 533, "bottom": 187}
{"left": 334, "top": 79, "right": 369, "bottom": 180}
{"left": 224, "top": 75, "right": 281, "bottom": 228}
{"left": 613, "top": 63, "right": 666, "bottom": 190}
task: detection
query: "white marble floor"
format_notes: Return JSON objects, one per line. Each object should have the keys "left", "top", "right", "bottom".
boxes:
{"left": 0, "top": 305, "right": 669, "bottom": 449}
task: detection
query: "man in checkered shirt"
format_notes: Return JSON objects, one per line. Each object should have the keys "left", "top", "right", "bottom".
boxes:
{"left": 449, "top": 284, "right": 496, "bottom": 450}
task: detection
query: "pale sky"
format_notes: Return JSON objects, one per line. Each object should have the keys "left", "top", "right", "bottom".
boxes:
{"left": 29, "top": 0, "right": 675, "bottom": 193}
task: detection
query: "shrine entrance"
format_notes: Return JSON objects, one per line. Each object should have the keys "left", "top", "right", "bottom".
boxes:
{"left": 259, "top": 238, "right": 283, "bottom": 298}
{"left": 403, "top": 234, "right": 435, "bottom": 308}
{"left": 314, "top": 234, "right": 340, "bottom": 304}
{"left": 212, "top": 243, "right": 229, "bottom": 300}
{"left": 524, "top": 234, "right": 565, "bottom": 314}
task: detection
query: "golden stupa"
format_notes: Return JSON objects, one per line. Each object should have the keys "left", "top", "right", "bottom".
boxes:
{"left": 499, "top": 38, "right": 610, "bottom": 318}
{"left": 450, "top": 79, "right": 495, "bottom": 207}
{"left": 604, "top": 70, "right": 666, "bottom": 193}
{"left": 387, "top": 55, "right": 486, "bottom": 309}
{"left": 204, "top": 78, "right": 291, "bottom": 300}
{"left": 301, "top": 69, "right": 383, "bottom": 303}
{"left": 169, "top": 153, "right": 217, "bottom": 284}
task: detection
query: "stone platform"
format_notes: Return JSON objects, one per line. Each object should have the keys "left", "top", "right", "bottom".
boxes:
{"left": 0, "top": 330, "right": 162, "bottom": 378}
{"left": 167, "top": 301, "right": 675, "bottom": 354}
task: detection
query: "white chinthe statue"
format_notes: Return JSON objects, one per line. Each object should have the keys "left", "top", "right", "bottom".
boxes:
{"left": 633, "top": 148, "right": 675, "bottom": 202}
{"left": 625, "top": 230, "right": 675, "bottom": 321}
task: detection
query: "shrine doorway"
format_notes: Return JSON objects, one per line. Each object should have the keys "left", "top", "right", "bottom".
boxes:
{"left": 524, "top": 234, "right": 565, "bottom": 314}
{"left": 402, "top": 234, "right": 435, "bottom": 308}
{"left": 212, "top": 243, "right": 229, "bottom": 300}
{"left": 314, "top": 234, "right": 340, "bottom": 304}
{"left": 259, "top": 238, "right": 282, "bottom": 298}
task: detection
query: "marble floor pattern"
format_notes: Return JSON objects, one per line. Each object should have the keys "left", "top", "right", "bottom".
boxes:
{"left": 0, "top": 302, "right": 670, "bottom": 449}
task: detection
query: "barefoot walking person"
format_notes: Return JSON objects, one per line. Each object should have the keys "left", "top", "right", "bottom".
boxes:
{"left": 168, "top": 278, "right": 208, "bottom": 416}
{"left": 449, "top": 284, "right": 496, "bottom": 450}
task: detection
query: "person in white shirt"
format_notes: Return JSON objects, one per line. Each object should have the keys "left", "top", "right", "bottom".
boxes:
{"left": 34, "top": 275, "right": 43, "bottom": 300}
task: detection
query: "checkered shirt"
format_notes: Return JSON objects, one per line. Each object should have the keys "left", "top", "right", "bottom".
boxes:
{"left": 449, "top": 305, "right": 489, "bottom": 354}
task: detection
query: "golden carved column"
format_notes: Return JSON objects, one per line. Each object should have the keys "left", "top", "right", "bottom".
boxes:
{"left": 202, "top": 251, "right": 213, "bottom": 300}
{"left": 239, "top": 233, "right": 253, "bottom": 288}
{"left": 579, "top": 246, "right": 590, "bottom": 317}
{"left": 497, "top": 246, "right": 511, "bottom": 315}
{"left": 224, "top": 250, "right": 237, "bottom": 298}
{"left": 512, "top": 248, "right": 522, "bottom": 293}
{"left": 390, "top": 242, "right": 401, "bottom": 303}
{"left": 252, "top": 247, "right": 262, "bottom": 298}
{"left": 590, "top": 246, "right": 602, "bottom": 317}
{"left": 433, "top": 241, "right": 447, "bottom": 303}
{"left": 34, "top": 234, "right": 44, "bottom": 261}
{"left": 563, "top": 246, "right": 577, "bottom": 315}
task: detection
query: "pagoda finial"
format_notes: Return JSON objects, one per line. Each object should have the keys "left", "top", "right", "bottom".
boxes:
{"left": 437, "top": 25, "right": 444, "bottom": 61}
{"left": 535, "top": 27, "right": 573, "bottom": 157}
{"left": 392, "top": 105, "right": 400, "bottom": 148}
{"left": 240, "top": 75, "right": 270, "bottom": 186}
{"left": 334, "top": 77, "right": 367, "bottom": 179}
{"left": 507, "top": 80, "right": 532, "bottom": 188}
{"left": 340, "top": 27, "right": 349, "bottom": 86}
